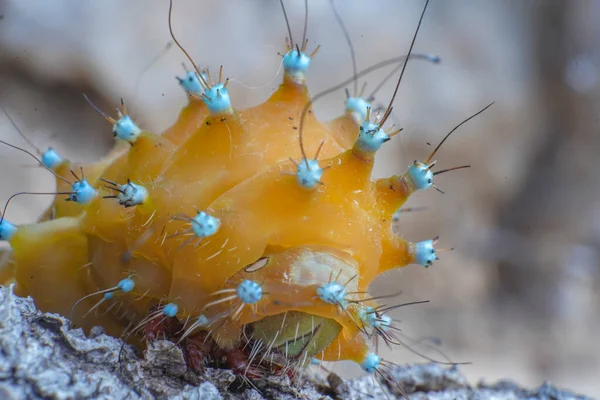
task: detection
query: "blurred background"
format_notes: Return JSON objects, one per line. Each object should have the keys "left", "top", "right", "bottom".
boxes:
{"left": 0, "top": 0, "right": 599, "bottom": 397}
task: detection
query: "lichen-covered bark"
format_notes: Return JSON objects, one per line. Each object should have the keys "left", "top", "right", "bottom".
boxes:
{"left": 0, "top": 285, "right": 590, "bottom": 400}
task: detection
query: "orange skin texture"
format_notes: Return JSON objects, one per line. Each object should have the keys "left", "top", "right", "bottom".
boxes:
{"left": 327, "top": 112, "right": 362, "bottom": 149}
{"left": 2, "top": 75, "right": 419, "bottom": 366}
{"left": 161, "top": 98, "right": 208, "bottom": 146}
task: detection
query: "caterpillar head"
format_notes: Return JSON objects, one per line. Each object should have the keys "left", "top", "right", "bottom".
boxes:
{"left": 213, "top": 245, "right": 378, "bottom": 366}
{"left": 246, "top": 311, "right": 342, "bottom": 361}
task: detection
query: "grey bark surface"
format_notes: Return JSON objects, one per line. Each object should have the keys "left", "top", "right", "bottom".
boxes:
{"left": 0, "top": 285, "right": 591, "bottom": 400}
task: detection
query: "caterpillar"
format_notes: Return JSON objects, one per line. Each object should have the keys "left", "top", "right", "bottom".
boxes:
{"left": 0, "top": 0, "right": 491, "bottom": 392}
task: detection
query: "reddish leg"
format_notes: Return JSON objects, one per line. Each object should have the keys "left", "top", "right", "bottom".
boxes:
{"left": 182, "top": 331, "right": 216, "bottom": 373}
{"left": 217, "top": 347, "right": 265, "bottom": 380}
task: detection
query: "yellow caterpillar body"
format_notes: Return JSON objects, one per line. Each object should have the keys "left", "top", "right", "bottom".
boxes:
{"left": 0, "top": 0, "right": 481, "bottom": 381}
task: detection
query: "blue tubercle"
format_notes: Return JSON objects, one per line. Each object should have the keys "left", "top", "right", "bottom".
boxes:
{"left": 358, "top": 306, "right": 393, "bottom": 332}
{"left": 117, "top": 278, "right": 135, "bottom": 293}
{"left": 196, "top": 314, "right": 209, "bottom": 326}
{"left": 283, "top": 49, "right": 311, "bottom": 75}
{"left": 413, "top": 239, "right": 436, "bottom": 267}
{"left": 237, "top": 280, "right": 263, "bottom": 304}
{"left": 177, "top": 71, "right": 204, "bottom": 94}
{"left": 40, "top": 147, "right": 63, "bottom": 169}
{"left": 191, "top": 211, "right": 221, "bottom": 238}
{"left": 69, "top": 179, "right": 97, "bottom": 204}
{"left": 426, "top": 54, "right": 442, "bottom": 63}
{"left": 113, "top": 115, "right": 141, "bottom": 143}
{"left": 104, "top": 292, "right": 115, "bottom": 300}
{"left": 99, "top": 278, "right": 133, "bottom": 301}
{"left": 358, "top": 306, "right": 377, "bottom": 327}
{"left": 116, "top": 181, "right": 147, "bottom": 207}
{"left": 83, "top": 95, "right": 141, "bottom": 143}
{"left": 377, "top": 314, "right": 392, "bottom": 332}
{"left": 360, "top": 352, "right": 381, "bottom": 373}
{"left": 407, "top": 161, "right": 434, "bottom": 191}
{"left": 0, "top": 219, "right": 17, "bottom": 241}
{"left": 202, "top": 83, "right": 231, "bottom": 114}
{"left": 355, "top": 120, "right": 390, "bottom": 154}
{"left": 345, "top": 97, "right": 371, "bottom": 124}
{"left": 296, "top": 159, "right": 323, "bottom": 189}
{"left": 317, "top": 282, "right": 348, "bottom": 308}
{"left": 163, "top": 302, "right": 179, "bottom": 317}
